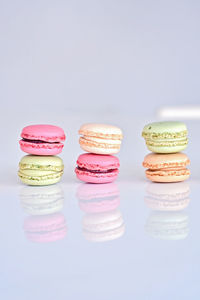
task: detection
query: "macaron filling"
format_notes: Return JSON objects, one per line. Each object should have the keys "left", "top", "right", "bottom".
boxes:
{"left": 76, "top": 166, "right": 118, "bottom": 174}
{"left": 21, "top": 138, "right": 61, "bottom": 144}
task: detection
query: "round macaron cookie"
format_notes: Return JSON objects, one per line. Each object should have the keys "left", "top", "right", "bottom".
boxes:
{"left": 18, "top": 155, "right": 64, "bottom": 186}
{"left": 142, "top": 121, "right": 188, "bottom": 153}
{"left": 23, "top": 213, "right": 67, "bottom": 243}
{"left": 75, "top": 153, "right": 120, "bottom": 184}
{"left": 79, "top": 123, "right": 123, "bottom": 155}
{"left": 20, "top": 185, "right": 64, "bottom": 215}
{"left": 19, "top": 124, "right": 66, "bottom": 155}
{"left": 144, "top": 182, "right": 190, "bottom": 211}
{"left": 82, "top": 209, "right": 125, "bottom": 242}
{"left": 143, "top": 153, "right": 190, "bottom": 183}
{"left": 145, "top": 211, "right": 189, "bottom": 240}
{"left": 77, "top": 183, "right": 120, "bottom": 213}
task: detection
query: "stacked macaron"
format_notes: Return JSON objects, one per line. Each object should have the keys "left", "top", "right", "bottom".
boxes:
{"left": 142, "top": 121, "right": 190, "bottom": 183}
{"left": 20, "top": 185, "right": 67, "bottom": 243}
{"left": 18, "top": 125, "right": 66, "bottom": 186}
{"left": 75, "top": 123, "right": 123, "bottom": 183}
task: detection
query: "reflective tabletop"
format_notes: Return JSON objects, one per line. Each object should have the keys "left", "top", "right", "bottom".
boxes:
{"left": 0, "top": 114, "right": 199, "bottom": 299}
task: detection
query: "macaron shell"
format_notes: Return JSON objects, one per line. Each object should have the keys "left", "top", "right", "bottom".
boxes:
{"left": 143, "top": 153, "right": 190, "bottom": 170}
{"left": 75, "top": 167, "right": 119, "bottom": 184}
{"left": 79, "top": 123, "right": 123, "bottom": 140}
{"left": 19, "top": 140, "right": 64, "bottom": 156}
{"left": 77, "top": 153, "right": 120, "bottom": 171}
{"left": 145, "top": 169, "right": 190, "bottom": 183}
{"left": 146, "top": 143, "right": 187, "bottom": 154}
{"left": 21, "top": 125, "right": 66, "bottom": 142}
{"left": 19, "top": 175, "right": 62, "bottom": 186}
{"left": 79, "top": 138, "right": 120, "bottom": 155}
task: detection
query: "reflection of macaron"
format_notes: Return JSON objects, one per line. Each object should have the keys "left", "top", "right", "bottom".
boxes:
{"left": 83, "top": 210, "right": 125, "bottom": 242}
{"left": 75, "top": 153, "right": 120, "bottom": 184}
{"left": 142, "top": 121, "right": 188, "bottom": 153}
{"left": 145, "top": 211, "right": 189, "bottom": 240}
{"left": 143, "top": 153, "right": 190, "bottom": 182}
{"left": 77, "top": 183, "right": 120, "bottom": 213}
{"left": 18, "top": 155, "right": 64, "bottom": 186}
{"left": 79, "top": 123, "right": 123, "bottom": 155}
{"left": 145, "top": 182, "right": 190, "bottom": 211}
{"left": 19, "top": 124, "right": 66, "bottom": 156}
{"left": 20, "top": 185, "right": 64, "bottom": 215}
{"left": 23, "top": 213, "right": 67, "bottom": 243}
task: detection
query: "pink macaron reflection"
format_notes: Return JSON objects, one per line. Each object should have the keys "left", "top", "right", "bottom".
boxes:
{"left": 77, "top": 183, "right": 120, "bottom": 213}
{"left": 23, "top": 213, "right": 67, "bottom": 243}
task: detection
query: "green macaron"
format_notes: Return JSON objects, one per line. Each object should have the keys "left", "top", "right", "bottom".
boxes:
{"left": 18, "top": 155, "right": 64, "bottom": 186}
{"left": 142, "top": 121, "right": 188, "bottom": 153}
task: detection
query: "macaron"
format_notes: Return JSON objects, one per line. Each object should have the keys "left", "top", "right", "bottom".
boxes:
{"left": 143, "top": 153, "right": 190, "bottom": 182}
{"left": 145, "top": 211, "right": 189, "bottom": 240}
{"left": 82, "top": 210, "right": 125, "bottom": 242}
{"left": 75, "top": 153, "right": 120, "bottom": 183}
{"left": 145, "top": 182, "right": 190, "bottom": 211}
{"left": 20, "top": 185, "right": 64, "bottom": 215}
{"left": 79, "top": 123, "right": 123, "bottom": 155}
{"left": 142, "top": 121, "right": 188, "bottom": 153}
{"left": 19, "top": 124, "right": 66, "bottom": 155}
{"left": 23, "top": 213, "right": 67, "bottom": 243}
{"left": 77, "top": 183, "right": 120, "bottom": 213}
{"left": 18, "top": 155, "right": 64, "bottom": 186}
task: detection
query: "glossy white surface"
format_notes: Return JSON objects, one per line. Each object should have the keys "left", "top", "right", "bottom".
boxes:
{"left": 1, "top": 115, "right": 199, "bottom": 299}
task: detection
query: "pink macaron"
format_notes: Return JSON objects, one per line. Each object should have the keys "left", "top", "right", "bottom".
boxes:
{"left": 23, "top": 213, "right": 67, "bottom": 243}
{"left": 75, "top": 153, "right": 120, "bottom": 183}
{"left": 19, "top": 124, "right": 66, "bottom": 155}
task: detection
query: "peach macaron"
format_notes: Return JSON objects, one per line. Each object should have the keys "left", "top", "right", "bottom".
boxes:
{"left": 143, "top": 152, "right": 190, "bottom": 182}
{"left": 79, "top": 123, "right": 123, "bottom": 155}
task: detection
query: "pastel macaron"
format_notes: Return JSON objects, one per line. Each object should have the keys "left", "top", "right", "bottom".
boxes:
{"left": 18, "top": 155, "right": 64, "bottom": 186}
{"left": 79, "top": 123, "right": 123, "bottom": 155}
{"left": 75, "top": 153, "right": 120, "bottom": 183}
{"left": 142, "top": 121, "right": 188, "bottom": 153}
{"left": 19, "top": 124, "right": 66, "bottom": 155}
{"left": 23, "top": 213, "right": 67, "bottom": 243}
{"left": 143, "top": 152, "right": 190, "bottom": 183}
